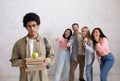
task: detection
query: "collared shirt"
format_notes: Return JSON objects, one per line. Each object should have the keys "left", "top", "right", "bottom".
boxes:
{"left": 69, "top": 33, "right": 84, "bottom": 61}
{"left": 10, "top": 34, "right": 55, "bottom": 81}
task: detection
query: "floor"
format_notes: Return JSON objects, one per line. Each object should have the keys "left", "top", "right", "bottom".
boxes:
{"left": 0, "top": 74, "right": 120, "bottom": 81}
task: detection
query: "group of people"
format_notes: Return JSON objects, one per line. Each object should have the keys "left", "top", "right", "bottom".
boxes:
{"left": 55, "top": 23, "right": 115, "bottom": 81}
{"left": 53, "top": 18, "right": 115, "bottom": 81}
{"left": 10, "top": 12, "right": 115, "bottom": 81}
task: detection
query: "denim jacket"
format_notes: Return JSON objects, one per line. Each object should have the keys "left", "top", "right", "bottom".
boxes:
{"left": 84, "top": 39, "right": 95, "bottom": 65}
{"left": 10, "top": 35, "right": 55, "bottom": 81}
{"left": 69, "top": 33, "right": 83, "bottom": 61}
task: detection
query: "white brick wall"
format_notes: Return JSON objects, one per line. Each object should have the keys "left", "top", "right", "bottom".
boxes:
{"left": 0, "top": 0, "right": 120, "bottom": 76}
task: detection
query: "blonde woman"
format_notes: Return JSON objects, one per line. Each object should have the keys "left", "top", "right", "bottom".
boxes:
{"left": 81, "top": 26, "right": 95, "bottom": 81}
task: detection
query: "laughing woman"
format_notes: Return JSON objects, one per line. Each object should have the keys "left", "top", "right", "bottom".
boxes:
{"left": 81, "top": 26, "right": 95, "bottom": 81}
{"left": 91, "top": 28, "right": 115, "bottom": 81}
{"left": 55, "top": 28, "right": 72, "bottom": 81}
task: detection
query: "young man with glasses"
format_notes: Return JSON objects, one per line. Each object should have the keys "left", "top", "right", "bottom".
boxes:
{"left": 10, "top": 12, "right": 55, "bottom": 81}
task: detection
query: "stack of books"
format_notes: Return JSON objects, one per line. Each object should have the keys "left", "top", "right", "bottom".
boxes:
{"left": 24, "top": 57, "right": 46, "bottom": 72}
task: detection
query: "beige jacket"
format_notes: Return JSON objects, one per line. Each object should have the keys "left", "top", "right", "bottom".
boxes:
{"left": 10, "top": 35, "right": 55, "bottom": 81}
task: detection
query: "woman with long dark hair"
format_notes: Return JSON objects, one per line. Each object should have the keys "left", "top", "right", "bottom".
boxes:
{"left": 91, "top": 28, "right": 114, "bottom": 81}
{"left": 55, "top": 28, "right": 72, "bottom": 81}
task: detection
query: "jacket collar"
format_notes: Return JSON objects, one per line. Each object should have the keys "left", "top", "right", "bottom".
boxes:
{"left": 25, "top": 34, "right": 41, "bottom": 42}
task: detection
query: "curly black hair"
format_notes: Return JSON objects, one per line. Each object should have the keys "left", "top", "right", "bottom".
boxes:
{"left": 23, "top": 12, "right": 40, "bottom": 27}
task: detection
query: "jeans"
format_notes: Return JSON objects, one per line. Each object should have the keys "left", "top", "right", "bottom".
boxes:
{"left": 55, "top": 50, "right": 70, "bottom": 81}
{"left": 86, "top": 57, "right": 95, "bottom": 81}
{"left": 100, "top": 53, "right": 115, "bottom": 81}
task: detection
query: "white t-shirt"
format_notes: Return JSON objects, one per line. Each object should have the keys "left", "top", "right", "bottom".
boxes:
{"left": 28, "top": 38, "right": 35, "bottom": 57}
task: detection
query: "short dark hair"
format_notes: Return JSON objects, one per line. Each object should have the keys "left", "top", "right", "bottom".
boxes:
{"left": 72, "top": 23, "right": 79, "bottom": 28}
{"left": 23, "top": 12, "right": 40, "bottom": 27}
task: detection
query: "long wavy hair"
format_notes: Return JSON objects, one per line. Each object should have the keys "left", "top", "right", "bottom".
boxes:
{"left": 81, "top": 26, "right": 91, "bottom": 40}
{"left": 91, "top": 27, "right": 107, "bottom": 47}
